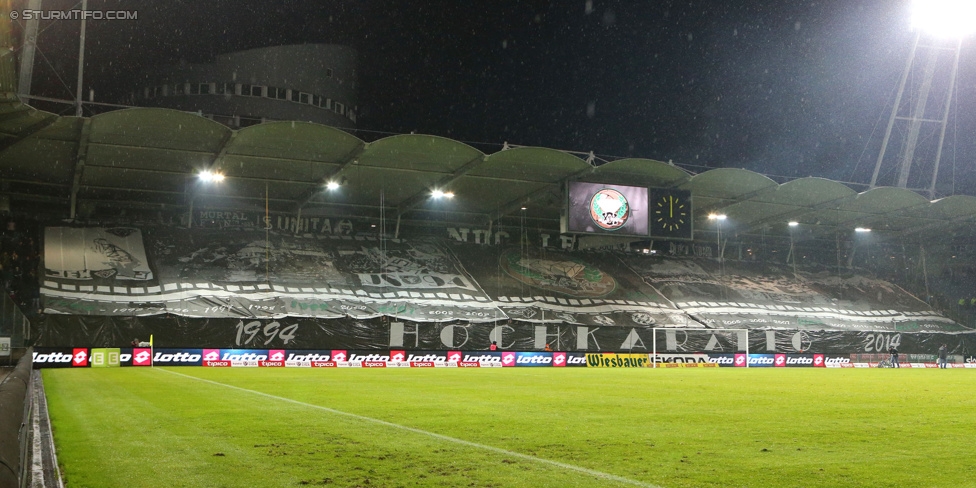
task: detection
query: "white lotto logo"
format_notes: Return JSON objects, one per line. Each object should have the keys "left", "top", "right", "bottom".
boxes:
{"left": 390, "top": 351, "right": 406, "bottom": 362}
{"left": 268, "top": 351, "right": 285, "bottom": 361}
{"left": 204, "top": 351, "right": 220, "bottom": 361}
{"left": 133, "top": 351, "right": 151, "bottom": 363}
{"left": 447, "top": 352, "right": 462, "bottom": 362}
{"left": 552, "top": 354, "right": 566, "bottom": 366}
{"left": 516, "top": 355, "right": 551, "bottom": 365}
{"left": 74, "top": 350, "right": 88, "bottom": 364}
{"left": 786, "top": 357, "right": 813, "bottom": 365}
{"left": 566, "top": 355, "right": 586, "bottom": 365}
{"left": 32, "top": 352, "right": 74, "bottom": 363}
{"left": 153, "top": 352, "right": 201, "bottom": 363}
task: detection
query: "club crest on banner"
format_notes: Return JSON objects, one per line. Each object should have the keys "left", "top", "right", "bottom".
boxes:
{"left": 499, "top": 249, "right": 616, "bottom": 298}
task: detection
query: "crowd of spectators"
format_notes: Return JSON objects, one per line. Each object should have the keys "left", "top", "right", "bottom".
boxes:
{"left": 1, "top": 219, "right": 41, "bottom": 316}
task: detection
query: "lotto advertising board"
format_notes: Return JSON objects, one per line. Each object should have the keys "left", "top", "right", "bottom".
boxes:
{"left": 29, "top": 348, "right": 972, "bottom": 369}
{"left": 704, "top": 353, "right": 825, "bottom": 368}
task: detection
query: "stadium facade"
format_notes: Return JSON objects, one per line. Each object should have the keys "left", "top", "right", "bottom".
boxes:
{"left": 0, "top": 32, "right": 974, "bottom": 359}
{"left": 127, "top": 44, "right": 357, "bottom": 129}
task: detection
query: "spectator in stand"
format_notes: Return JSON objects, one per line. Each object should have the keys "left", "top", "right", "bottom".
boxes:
{"left": 0, "top": 252, "right": 10, "bottom": 290}
{"left": 0, "top": 219, "right": 41, "bottom": 316}
{"left": 938, "top": 344, "right": 948, "bottom": 369}
{"left": 489, "top": 341, "right": 498, "bottom": 351}
{"left": 888, "top": 345, "right": 900, "bottom": 368}
{"left": 26, "top": 270, "right": 40, "bottom": 314}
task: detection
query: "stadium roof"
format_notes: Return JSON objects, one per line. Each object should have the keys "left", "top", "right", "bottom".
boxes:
{"left": 2, "top": 95, "right": 976, "bottom": 238}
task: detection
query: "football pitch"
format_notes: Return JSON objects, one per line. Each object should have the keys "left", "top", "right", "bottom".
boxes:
{"left": 43, "top": 368, "right": 976, "bottom": 488}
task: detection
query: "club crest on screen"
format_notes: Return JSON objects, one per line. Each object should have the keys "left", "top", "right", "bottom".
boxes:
{"left": 589, "top": 188, "right": 630, "bottom": 231}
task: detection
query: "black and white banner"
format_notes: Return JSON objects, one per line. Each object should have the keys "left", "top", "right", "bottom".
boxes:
{"left": 41, "top": 225, "right": 961, "bottom": 333}
{"left": 619, "top": 255, "right": 958, "bottom": 332}
{"left": 34, "top": 315, "right": 976, "bottom": 356}
{"left": 42, "top": 227, "right": 502, "bottom": 322}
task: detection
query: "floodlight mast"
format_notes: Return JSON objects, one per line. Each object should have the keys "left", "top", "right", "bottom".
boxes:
{"left": 870, "top": 1, "right": 971, "bottom": 198}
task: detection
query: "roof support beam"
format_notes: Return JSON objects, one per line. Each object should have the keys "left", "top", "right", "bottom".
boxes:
{"left": 207, "top": 131, "right": 237, "bottom": 173}
{"left": 69, "top": 119, "right": 92, "bottom": 219}
{"left": 700, "top": 184, "right": 779, "bottom": 215}
{"left": 395, "top": 153, "right": 487, "bottom": 216}
{"left": 825, "top": 200, "right": 932, "bottom": 233}
{"left": 0, "top": 113, "right": 59, "bottom": 151}
{"left": 293, "top": 142, "right": 367, "bottom": 214}
{"left": 0, "top": 108, "right": 35, "bottom": 124}
{"left": 489, "top": 165, "right": 596, "bottom": 220}
{"left": 735, "top": 193, "right": 859, "bottom": 233}
{"left": 186, "top": 131, "right": 237, "bottom": 227}
{"left": 888, "top": 212, "right": 976, "bottom": 239}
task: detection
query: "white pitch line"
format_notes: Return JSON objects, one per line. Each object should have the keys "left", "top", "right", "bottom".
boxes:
{"left": 158, "top": 368, "right": 660, "bottom": 488}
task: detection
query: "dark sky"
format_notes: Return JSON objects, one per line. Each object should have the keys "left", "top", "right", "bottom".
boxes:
{"left": 18, "top": 0, "right": 976, "bottom": 195}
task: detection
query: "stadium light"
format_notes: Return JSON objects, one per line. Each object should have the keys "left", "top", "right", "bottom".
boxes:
{"left": 325, "top": 181, "right": 341, "bottom": 190}
{"left": 911, "top": 0, "right": 976, "bottom": 38}
{"left": 708, "top": 213, "right": 727, "bottom": 221}
{"left": 431, "top": 190, "right": 455, "bottom": 199}
{"left": 198, "top": 170, "right": 225, "bottom": 183}
{"left": 788, "top": 221, "right": 799, "bottom": 227}
{"left": 855, "top": 227, "right": 872, "bottom": 233}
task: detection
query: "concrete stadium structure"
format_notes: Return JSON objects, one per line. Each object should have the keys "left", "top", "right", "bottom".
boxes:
{"left": 128, "top": 44, "right": 357, "bottom": 129}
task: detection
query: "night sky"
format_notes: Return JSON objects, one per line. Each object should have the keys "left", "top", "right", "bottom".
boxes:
{"left": 18, "top": 0, "right": 976, "bottom": 194}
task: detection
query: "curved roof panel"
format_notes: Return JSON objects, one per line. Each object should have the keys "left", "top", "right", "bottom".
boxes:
{"left": 357, "top": 134, "right": 484, "bottom": 173}
{"left": 473, "top": 147, "right": 590, "bottom": 182}
{"left": 2, "top": 105, "right": 976, "bottom": 236}
{"left": 587, "top": 158, "right": 690, "bottom": 188}
{"left": 720, "top": 177, "right": 858, "bottom": 228}
{"left": 218, "top": 121, "right": 364, "bottom": 183}
{"left": 928, "top": 195, "right": 976, "bottom": 220}
{"left": 681, "top": 168, "right": 778, "bottom": 201}
{"left": 226, "top": 121, "right": 364, "bottom": 162}
{"left": 0, "top": 117, "right": 81, "bottom": 183}
{"left": 88, "top": 108, "right": 229, "bottom": 152}
{"left": 841, "top": 186, "right": 930, "bottom": 214}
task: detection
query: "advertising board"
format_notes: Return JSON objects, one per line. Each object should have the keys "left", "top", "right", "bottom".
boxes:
{"left": 515, "top": 352, "right": 553, "bottom": 367}
{"left": 90, "top": 348, "right": 120, "bottom": 367}
{"left": 585, "top": 353, "right": 650, "bottom": 368}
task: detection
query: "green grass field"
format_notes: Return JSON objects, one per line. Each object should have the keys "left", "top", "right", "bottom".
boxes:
{"left": 43, "top": 367, "right": 976, "bottom": 488}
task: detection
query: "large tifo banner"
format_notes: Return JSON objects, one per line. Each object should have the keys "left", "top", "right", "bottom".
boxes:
{"left": 30, "top": 347, "right": 976, "bottom": 369}
{"left": 42, "top": 227, "right": 502, "bottom": 322}
{"left": 618, "top": 255, "right": 960, "bottom": 332}
{"left": 41, "top": 225, "right": 960, "bottom": 333}
{"left": 35, "top": 316, "right": 976, "bottom": 356}
{"left": 449, "top": 242, "right": 692, "bottom": 328}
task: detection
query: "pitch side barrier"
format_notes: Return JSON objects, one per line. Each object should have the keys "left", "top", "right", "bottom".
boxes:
{"left": 30, "top": 347, "right": 976, "bottom": 369}
{"left": 0, "top": 349, "right": 32, "bottom": 488}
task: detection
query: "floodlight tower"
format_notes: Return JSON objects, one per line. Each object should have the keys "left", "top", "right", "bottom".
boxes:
{"left": 869, "top": 0, "right": 976, "bottom": 198}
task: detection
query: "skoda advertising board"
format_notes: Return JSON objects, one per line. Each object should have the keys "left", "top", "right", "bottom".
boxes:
{"left": 565, "top": 182, "right": 648, "bottom": 237}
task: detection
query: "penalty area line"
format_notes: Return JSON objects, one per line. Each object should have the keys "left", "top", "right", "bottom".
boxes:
{"left": 158, "top": 368, "right": 660, "bottom": 488}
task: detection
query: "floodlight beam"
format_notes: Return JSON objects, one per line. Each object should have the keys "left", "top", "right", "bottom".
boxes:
{"left": 911, "top": 0, "right": 976, "bottom": 38}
